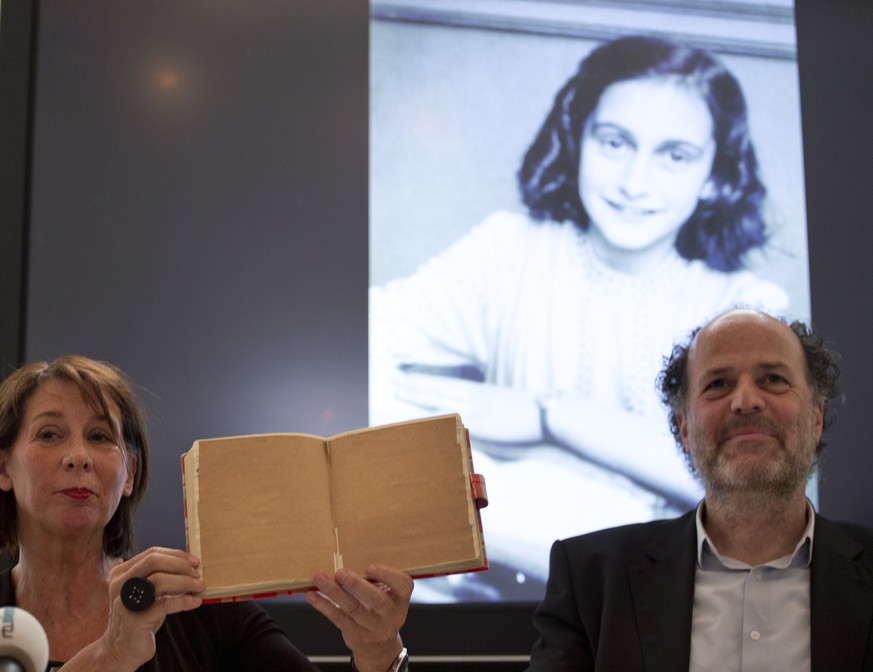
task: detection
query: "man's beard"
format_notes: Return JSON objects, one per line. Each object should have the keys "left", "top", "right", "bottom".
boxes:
{"left": 688, "top": 415, "right": 817, "bottom": 499}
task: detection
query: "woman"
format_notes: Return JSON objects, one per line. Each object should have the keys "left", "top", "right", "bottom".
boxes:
{"left": 370, "top": 35, "right": 792, "bottom": 598}
{"left": 0, "top": 355, "right": 411, "bottom": 671}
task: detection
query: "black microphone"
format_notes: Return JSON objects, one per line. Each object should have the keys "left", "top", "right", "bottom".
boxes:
{"left": 0, "top": 607, "right": 49, "bottom": 672}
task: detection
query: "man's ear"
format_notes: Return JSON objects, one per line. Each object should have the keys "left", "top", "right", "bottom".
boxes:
{"left": 677, "top": 414, "right": 691, "bottom": 454}
{"left": 813, "top": 399, "right": 824, "bottom": 445}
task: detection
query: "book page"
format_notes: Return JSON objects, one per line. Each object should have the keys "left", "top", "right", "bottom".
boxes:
{"left": 192, "top": 434, "right": 336, "bottom": 594}
{"left": 328, "top": 414, "right": 483, "bottom": 575}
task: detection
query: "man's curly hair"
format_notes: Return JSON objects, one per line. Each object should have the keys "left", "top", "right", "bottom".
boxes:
{"left": 657, "top": 316, "right": 841, "bottom": 459}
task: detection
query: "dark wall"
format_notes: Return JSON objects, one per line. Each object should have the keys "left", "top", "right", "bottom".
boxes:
{"left": 797, "top": 0, "right": 873, "bottom": 527}
{"left": 0, "top": 0, "right": 34, "bottom": 370}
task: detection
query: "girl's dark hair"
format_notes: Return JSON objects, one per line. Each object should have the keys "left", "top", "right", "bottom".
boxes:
{"left": 519, "top": 35, "right": 767, "bottom": 271}
{"left": 0, "top": 355, "right": 150, "bottom": 557}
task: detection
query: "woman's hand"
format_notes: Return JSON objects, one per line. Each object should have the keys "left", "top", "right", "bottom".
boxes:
{"left": 305, "top": 564, "right": 412, "bottom": 672}
{"left": 74, "top": 548, "right": 204, "bottom": 670}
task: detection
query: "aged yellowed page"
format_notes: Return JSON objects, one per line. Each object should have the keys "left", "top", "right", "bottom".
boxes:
{"left": 192, "top": 434, "right": 335, "bottom": 597}
{"left": 329, "top": 414, "right": 483, "bottom": 575}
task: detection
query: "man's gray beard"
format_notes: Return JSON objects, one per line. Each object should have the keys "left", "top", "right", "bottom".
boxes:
{"left": 690, "top": 417, "right": 818, "bottom": 500}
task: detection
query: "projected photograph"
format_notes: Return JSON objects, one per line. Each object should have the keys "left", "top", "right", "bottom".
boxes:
{"left": 369, "top": 0, "right": 810, "bottom": 602}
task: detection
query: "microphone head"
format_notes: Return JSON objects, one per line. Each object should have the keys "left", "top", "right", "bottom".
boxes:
{"left": 0, "top": 607, "right": 49, "bottom": 672}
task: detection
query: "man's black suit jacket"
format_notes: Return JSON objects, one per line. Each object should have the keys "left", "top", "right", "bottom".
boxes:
{"left": 527, "top": 509, "right": 873, "bottom": 671}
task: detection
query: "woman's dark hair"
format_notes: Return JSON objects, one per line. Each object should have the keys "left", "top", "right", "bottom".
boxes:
{"left": 0, "top": 355, "right": 150, "bottom": 557}
{"left": 657, "top": 316, "right": 841, "bottom": 460}
{"left": 519, "top": 35, "right": 767, "bottom": 271}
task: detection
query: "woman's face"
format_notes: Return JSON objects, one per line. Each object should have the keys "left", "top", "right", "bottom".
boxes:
{"left": 0, "top": 379, "right": 135, "bottom": 547}
{"left": 578, "top": 76, "right": 716, "bottom": 265}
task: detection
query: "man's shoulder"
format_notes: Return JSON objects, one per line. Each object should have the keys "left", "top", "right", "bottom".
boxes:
{"left": 557, "top": 510, "right": 696, "bottom": 562}
{"left": 816, "top": 515, "right": 873, "bottom": 555}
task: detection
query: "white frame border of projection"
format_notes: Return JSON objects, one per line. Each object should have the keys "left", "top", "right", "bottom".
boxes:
{"left": 370, "top": 0, "right": 808, "bottom": 604}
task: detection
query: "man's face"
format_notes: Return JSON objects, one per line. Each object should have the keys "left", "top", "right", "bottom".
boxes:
{"left": 677, "top": 311, "right": 824, "bottom": 498}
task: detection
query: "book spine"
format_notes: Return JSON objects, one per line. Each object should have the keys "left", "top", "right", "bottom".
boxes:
{"left": 464, "top": 428, "right": 489, "bottom": 569}
{"left": 180, "top": 454, "right": 190, "bottom": 554}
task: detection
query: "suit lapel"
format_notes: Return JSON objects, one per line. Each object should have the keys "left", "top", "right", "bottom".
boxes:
{"left": 810, "top": 516, "right": 873, "bottom": 671}
{"left": 622, "top": 511, "right": 873, "bottom": 671}
{"left": 627, "top": 512, "right": 698, "bottom": 671}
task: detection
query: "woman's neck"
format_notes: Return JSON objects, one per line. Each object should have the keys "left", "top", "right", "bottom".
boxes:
{"left": 587, "top": 225, "right": 679, "bottom": 275}
{"left": 13, "top": 541, "right": 117, "bottom": 609}
{"left": 12, "top": 543, "right": 120, "bottom": 663}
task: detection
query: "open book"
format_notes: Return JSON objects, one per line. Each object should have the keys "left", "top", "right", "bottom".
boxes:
{"left": 181, "top": 413, "right": 488, "bottom": 601}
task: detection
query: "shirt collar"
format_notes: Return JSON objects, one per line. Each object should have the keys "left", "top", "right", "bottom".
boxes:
{"left": 695, "top": 499, "right": 815, "bottom": 570}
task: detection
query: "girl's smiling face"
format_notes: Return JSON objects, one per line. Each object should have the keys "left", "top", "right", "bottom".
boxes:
{"left": 578, "top": 75, "right": 717, "bottom": 269}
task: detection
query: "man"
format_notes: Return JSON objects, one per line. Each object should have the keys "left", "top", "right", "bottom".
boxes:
{"left": 527, "top": 309, "right": 873, "bottom": 671}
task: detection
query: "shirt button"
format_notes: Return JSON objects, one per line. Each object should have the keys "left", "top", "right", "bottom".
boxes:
{"left": 755, "top": 570, "right": 764, "bottom": 580}
{"left": 750, "top": 631, "right": 761, "bottom": 641}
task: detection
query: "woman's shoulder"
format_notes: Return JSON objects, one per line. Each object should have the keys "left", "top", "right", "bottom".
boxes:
{"left": 718, "top": 269, "right": 791, "bottom": 313}
{"left": 682, "top": 261, "right": 791, "bottom": 314}
{"left": 0, "top": 566, "right": 12, "bottom": 605}
{"left": 464, "top": 210, "right": 580, "bottom": 259}
{"left": 412, "top": 210, "right": 576, "bottom": 276}
{"left": 476, "top": 209, "right": 571, "bottom": 236}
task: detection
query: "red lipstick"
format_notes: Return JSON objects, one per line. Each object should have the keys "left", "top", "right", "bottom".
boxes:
{"left": 60, "top": 488, "right": 93, "bottom": 501}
